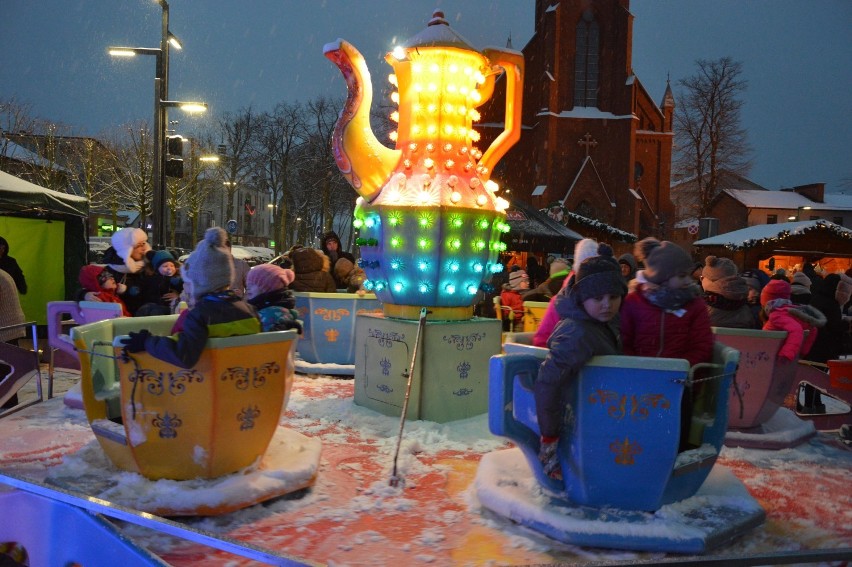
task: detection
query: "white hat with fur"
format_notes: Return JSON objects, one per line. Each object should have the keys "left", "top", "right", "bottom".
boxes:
{"left": 110, "top": 227, "right": 150, "bottom": 273}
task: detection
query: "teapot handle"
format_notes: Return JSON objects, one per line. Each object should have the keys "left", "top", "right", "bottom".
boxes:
{"left": 478, "top": 48, "right": 524, "bottom": 175}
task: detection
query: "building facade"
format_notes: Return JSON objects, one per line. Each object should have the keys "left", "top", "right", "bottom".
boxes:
{"left": 479, "top": 0, "right": 674, "bottom": 243}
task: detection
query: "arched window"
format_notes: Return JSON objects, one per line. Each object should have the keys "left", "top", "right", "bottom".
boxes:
{"left": 574, "top": 10, "right": 599, "bottom": 107}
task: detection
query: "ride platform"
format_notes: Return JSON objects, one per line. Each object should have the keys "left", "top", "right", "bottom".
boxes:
{"left": 0, "top": 374, "right": 850, "bottom": 566}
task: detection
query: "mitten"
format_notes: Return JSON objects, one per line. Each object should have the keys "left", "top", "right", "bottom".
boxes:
{"left": 121, "top": 330, "right": 151, "bottom": 353}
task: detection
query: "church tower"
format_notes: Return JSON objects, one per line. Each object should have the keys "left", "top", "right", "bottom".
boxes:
{"left": 480, "top": 0, "right": 674, "bottom": 240}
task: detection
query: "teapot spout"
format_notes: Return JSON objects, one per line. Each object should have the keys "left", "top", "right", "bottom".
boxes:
{"left": 324, "top": 39, "right": 401, "bottom": 203}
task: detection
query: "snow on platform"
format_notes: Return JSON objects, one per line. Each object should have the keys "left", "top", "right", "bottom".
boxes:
{"left": 1, "top": 376, "right": 851, "bottom": 565}
{"left": 475, "top": 447, "right": 765, "bottom": 554}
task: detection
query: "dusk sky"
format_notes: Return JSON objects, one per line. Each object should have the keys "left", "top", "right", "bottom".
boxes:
{"left": 2, "top": 1, "right": 850, "bottom": 194}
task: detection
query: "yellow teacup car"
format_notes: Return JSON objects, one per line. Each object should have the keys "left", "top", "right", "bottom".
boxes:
{"left": 72, "top": 315, "right": 303, "bottom": 482}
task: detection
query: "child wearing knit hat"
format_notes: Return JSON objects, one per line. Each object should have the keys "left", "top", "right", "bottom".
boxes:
{"left": 620, "top": 237, "right": 714, "bottom": 367}
{"left": 790, "top": 271, "right": 812, "bottom": 305}
{"left": 760, "top": 279, "right": 826, "bottom": 361}
{"left": 701, "top": 255, "right": 756, "bottom": 329}
{"left": 246, "top": 264, "right": 302, "bottom": 334}
{"left": 120, "top": 227, "right": 261, "bottom": 368}
{"left": 534, "top": 247, "right": 626, "bottom": 481}
{"left": 500, "top": 269, "right": 529, "bottom": 331}
{"left": 532, "top": 238, "right": 601, "bottom": 347}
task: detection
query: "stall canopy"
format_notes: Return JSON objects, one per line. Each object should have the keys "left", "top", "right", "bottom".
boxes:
{"left": 0, "top": 170, "right": 89, "bottom": 324}
{"left": 504, "top": 198, "right": 583, "bottom": 255}
{"left": 693, "top": 219, "right": 852, "bottom": 272}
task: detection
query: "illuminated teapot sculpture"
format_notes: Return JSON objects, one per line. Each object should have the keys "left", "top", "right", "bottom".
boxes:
{"left": 325, "top": 10, "right": 524, "bottom": 320}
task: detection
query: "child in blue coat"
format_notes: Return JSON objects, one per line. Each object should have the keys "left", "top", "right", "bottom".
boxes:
{"left": 121, "top": 228, "right": 260, "bottom": 368}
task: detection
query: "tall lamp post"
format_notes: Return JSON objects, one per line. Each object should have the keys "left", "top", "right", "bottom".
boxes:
{"left": 108, "top": 0, "right": 206, "bottom": 248}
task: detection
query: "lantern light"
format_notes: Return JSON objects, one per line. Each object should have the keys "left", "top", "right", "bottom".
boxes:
{"left": 476, "top": 195, "right": 488, "bottom": 206}
{"left": 485, "top": 180, "right": 499, "bottom": 193}
{"left": 418, "top": 260, "right": 429, "bottom": 271}
{"left": 388, "top": 131, "right": 398, "bottom": 142}
{"left": 388, "top": 73, "right": 398, "bottom": 86}
{"left": 391, "top": 46, "right": 405, "bottom": 60}
{"left": 445, "top": 283, "right": 456, "bottom": 294}
{"left": 393, "top": 282, "right": 404, "bottom": 292}
{"left": 419, "top": 282, "right": 430, "bottom": 293}
{"left": 466, "top": 284, "right": 478, "bottom": 295}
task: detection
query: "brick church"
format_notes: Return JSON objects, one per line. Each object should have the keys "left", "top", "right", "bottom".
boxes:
{"left": 479, "top": 0, "right": 675, "bottom": 245}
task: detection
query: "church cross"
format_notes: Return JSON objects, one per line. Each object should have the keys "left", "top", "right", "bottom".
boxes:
{"left": 578, "top": 132, "right": 598, "bottom": 157}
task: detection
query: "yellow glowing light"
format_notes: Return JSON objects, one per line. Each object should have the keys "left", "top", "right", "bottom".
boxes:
{"left": 445, "top": 159, "right": 455, "bottom": 169}
{"left": 427, "top": 124, "right": 437, "bottom": 136}
{"left": 413, "top": 102, "right": 423, "bottom": 113}
{"left": 469, "top": 130, "right": 481, "bottom": 142}
{"left": 412, "top": 124, "right": 422, "bottom": 135}
{"left": 430, "top": 63, "right": 440, "bottom": 73}
{"left": 414, "top": 83, "right": 423, "bottom": 92}
{"left": 443, "top": 143, "right": 453, "bottom": 152}
{"left": 458, "top": 105, "right": 467, "bottom": 115}
{"left": 388, "top": 73, "right": 398, "bottom": 86}
{"left": 412, "top": 62, "right": 423, "bottom": 73}
{"left": 459, "top": 86, "right": 469, "bottom": 95}
{"left": 388, "top": 189, "right": 402, "bottom": 202}
{"left": 485, "top": 180, "right": 499, "bottom": 192}
{"left": 470, "top": 178, "right": 481, "bottom": 188}
{"left": 426, "top": 143, "right": 435, "bottom": 152}
{"left": 418, "top": 191, "right": 432, "bottom": 204}
{"left": 403, "top": 159, "right": 412, "bottom": 169}
{"left": 444, "top": 103, "right": 454, "bottom": 113}
{"left": 470, "top": 91, "right": 482, "bottom": 103}
{"left": 450, "top": 238, "right": 462, "bottom": 249}
{"left": 391, "top": 92, "right": 400, "bottom": 104}
{"left": 392, "top": 46, "right": 406, "bottom": 60}
{"left": 496, "top": 197, "right": 510, "bottom": 211}
{"left": 424, "top": 157, "right": 434, "bottom": 169}
{"left": 447, "top": 83, "right": 457, "bottom": 93}
{"left": 457, "top": 126, "right": 467, "bottom": 137}
{"left": 447, "top": 175, "right": 458, "bottom": 187}
{"left": 464, "top": 66, "right": 473, "bottom": 76}
{"left": 476, "top": 195, "right": 488, "bottom": 206}
{"left": 390, "top": 111, "right": 399, "bottom": 122}
{"left": 427, "top": 103, "right": 437, "bottom": 114}
{"left": 469, "top": 109, "right": 480, "bottom": 121}
{"left": 449, "top": 64, "right": 458, "bottom": 73}
{"left": 388, "top": 131, "right": 398, "bottom": 142}
{"left": 408, "top": 142, "right": 418, "bottom": 152}
{"left": 443, "top": 125, "right": 455, "bottom": 136}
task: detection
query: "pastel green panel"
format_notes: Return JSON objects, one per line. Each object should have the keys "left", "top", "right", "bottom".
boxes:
{"left": 0, "top": 216, "right": 65, "bottom": 324}
{"left": 354, "top": 313, "right": 501, "bottom": 423}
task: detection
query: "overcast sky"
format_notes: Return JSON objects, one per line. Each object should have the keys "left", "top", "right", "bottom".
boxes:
{"left": 2, "top": 1, "right": 850, "bottom": 193}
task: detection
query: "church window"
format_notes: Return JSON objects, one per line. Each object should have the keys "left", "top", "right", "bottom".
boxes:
{"left": 574, "top": 10, "right": 600, "bottom": 107}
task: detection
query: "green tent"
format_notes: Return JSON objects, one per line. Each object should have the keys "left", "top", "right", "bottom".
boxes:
{"left": 0, "top": 170, "right": 88, "bottom": 324}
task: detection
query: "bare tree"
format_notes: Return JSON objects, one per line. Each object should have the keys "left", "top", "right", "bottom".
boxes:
{"left": 255, "top": 102, "right": 306, "bottom": 252}
{"left": 105, "top": 123, "right": 154, "bottom": 229}
{"left": 217, "top": 108, "right": 259, "bottom": 223}
{"left": 674, "top": 56, "right": 752, "bottom": 220}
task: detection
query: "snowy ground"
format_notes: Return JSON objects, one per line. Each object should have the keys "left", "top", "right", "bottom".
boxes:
{"left": 3, "top": 367, "right": 852, "bottom": 566}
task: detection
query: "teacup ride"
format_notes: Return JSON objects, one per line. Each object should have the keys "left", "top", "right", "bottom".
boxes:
{"left": 522, "top": 300, "right": 548, "bottom": 333}
{"left": 476, "top": 340, "right": 766, "bottom": 554}
{"left": 292, "top": 291, "right": 382, "bottom": 375}
{"left": 713, "top": 327, "right": 816, "bottom": 449}
{"left": 785, "top": 358, "right": 852, "bottom": 431}
{"left": 69, "top": 315, "right": 321, "bottom": 516}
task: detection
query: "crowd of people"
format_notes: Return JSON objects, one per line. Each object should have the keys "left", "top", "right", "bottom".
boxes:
{"left": 2, "top": 224, "right": 851, "bottom": 448}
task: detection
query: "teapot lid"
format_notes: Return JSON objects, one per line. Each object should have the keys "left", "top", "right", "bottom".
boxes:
{"left": 401, "top": 10, "right": 478, "bottom": 52}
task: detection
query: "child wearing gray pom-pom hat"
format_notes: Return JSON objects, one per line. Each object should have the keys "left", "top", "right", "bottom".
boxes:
{"left": 119, "top": 227, "right": 261, "bottom": 368}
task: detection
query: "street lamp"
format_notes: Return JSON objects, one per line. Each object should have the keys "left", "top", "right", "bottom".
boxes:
{"left": 107, "top": 0, "right": 206, "bottom": 248}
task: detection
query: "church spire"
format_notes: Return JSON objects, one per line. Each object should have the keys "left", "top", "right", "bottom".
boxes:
{"left": 661, "top": 73, "right": 675, "bottom": 108}
{"left": 506, "top": 31, "right": 513, "bottom": 49}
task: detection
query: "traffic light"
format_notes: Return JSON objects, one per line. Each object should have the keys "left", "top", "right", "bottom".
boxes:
{"left": 165, "top": 135, "right": 184, "bottom": 178}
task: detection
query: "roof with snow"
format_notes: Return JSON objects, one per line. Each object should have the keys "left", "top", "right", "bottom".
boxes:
{"left": 693, "top": 219, "right": 852, "bottom": 250}
{"left": 723, "top": 189, "right": 852, "bottom": 210}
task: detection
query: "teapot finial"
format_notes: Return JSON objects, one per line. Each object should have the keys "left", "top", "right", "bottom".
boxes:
{"left": 428, "top": 10, "right": 448, "bottom": 26}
